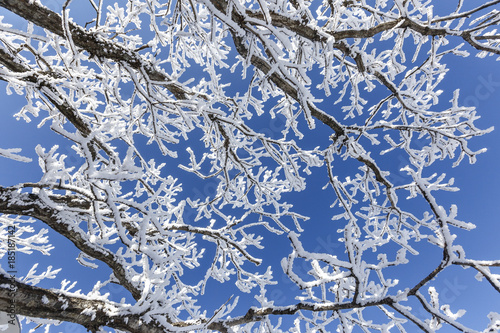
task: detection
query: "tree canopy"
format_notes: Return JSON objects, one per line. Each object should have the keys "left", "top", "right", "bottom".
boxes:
{"left": 0, "top": 0, "right": 499, "bottom": 332}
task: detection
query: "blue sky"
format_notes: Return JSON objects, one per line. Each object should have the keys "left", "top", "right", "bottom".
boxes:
{"left": 0, "top": 1, "right": 500, "bottom": 332}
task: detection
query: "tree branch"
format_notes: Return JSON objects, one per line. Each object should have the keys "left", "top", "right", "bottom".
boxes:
{"left": 0, "top": 272, "right": 162, "bottom": 333}
{"left": 0, "top": 186, "right": 142, "bottom": 301}
{"left": 0, "top": 0, "right": 196, "bottom": 100}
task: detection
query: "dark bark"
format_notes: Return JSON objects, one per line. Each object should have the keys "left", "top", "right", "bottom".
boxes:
{"left": 0, "top": 186, "right": 142, "bottom": 301}
{"left": 0, "top": 272, "right": 163, "bottom": 333}
{"left": 0, "top": 0, "right": 193, "bottom": 100}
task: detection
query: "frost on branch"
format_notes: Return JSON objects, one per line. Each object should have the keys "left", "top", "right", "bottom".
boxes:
{"left": 0, "top": 0, "right": 499, "bottom": 332}
{"left": 0, "top": 148, "right": 32, "bottom": 163}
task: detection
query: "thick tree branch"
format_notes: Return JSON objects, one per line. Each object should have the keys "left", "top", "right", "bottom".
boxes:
{"left": 212, "top": 298, "right": 394, "bottom": 328}
{"left": 0, "top": 272, "right": 163, "bottom": 333}
{"left": 0, "top": 0, "right": 195, "bottom": 100}
{"left": 0, "top": 186, "right": 142, "bottom": 301}
{"left": 243, "top": 5, "right": 500, "bottom": 55}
